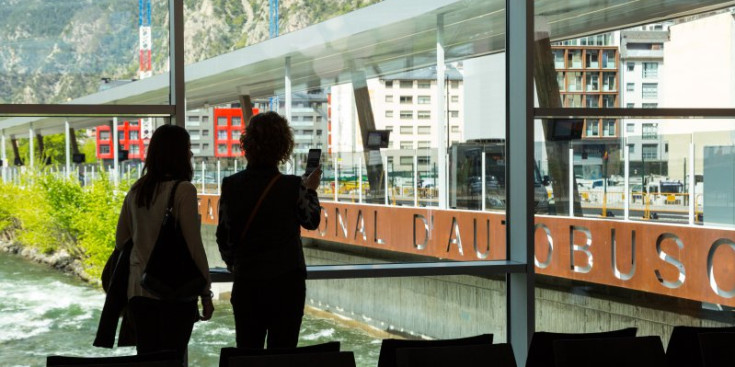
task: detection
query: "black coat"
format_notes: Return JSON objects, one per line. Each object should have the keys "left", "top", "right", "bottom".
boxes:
{"left": 94, "top": 240, "right": 136, "bottom": 348}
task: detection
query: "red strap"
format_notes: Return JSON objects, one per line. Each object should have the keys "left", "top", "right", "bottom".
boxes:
{"left": 240, "top": 174, "right": 281, "bottom": 242}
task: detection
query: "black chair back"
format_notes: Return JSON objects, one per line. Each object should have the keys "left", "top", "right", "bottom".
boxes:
{"left": 395, "top": 342, "right": 516, "bottom": 367}
{"left": 47, "top": 351, "right": 180, "bottom": 366}
{"left": 553, "top": 336, "right": 665, "bottom": 367}
{"left": 666, "top": 326, "right": 735, "bottom": 367}
{"left": 228, "top": 351, "right": 356, "bottom": 367}
{"left": 698, "top": 332, "right": 735, "bottom": 367}
{"left": 219, "top": 341, "right": 340, "bottom": 367}
{"left": 377, "top": 334, "right": 493, "bottom": 367}
{"left": 526, "top": 328, "right": 637, "bottom": 367}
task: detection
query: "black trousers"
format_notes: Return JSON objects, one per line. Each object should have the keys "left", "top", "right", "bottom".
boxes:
{"left": 128, "top": 296, "right": 198, "bottom": 361}
{"left": 231, "top": 275, "right": 306, "bottom": 349}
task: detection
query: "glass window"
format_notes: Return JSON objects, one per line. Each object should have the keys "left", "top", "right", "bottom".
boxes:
{"left": 586, "top": 120, "right": 599, "bottom": 136}
{"left": 399, "top": 156, "right": 413, "bottom": 165}
{"left": 626, "top": 83, "right": 634, "bottom": 92}
{"left": 202, "top": 144, "right": 209, "bottom": 150}
{"left": 202, "top": 116, "right": 210, "bottom": 124}
{"left": 603, "top": 119, "right": 616, "bottom": 137}
{"left": 642, "top": 83, "right": 658, "bottom": 98}
{"left": 99, "top": 131, "right": 110, "bottom": 140}
{"left": 568, "top": 49, "right": 582, "bottom": 68}
{"left": 232, "top": 144, "right": 241, "bottom": 154}
{"left": 602, "top": 49, "right": 616, "bottom": 69}
{"left": 643, "top": 62, "right": 658, "bottom": 78}
{"left": 418, "top": 141, "right": 431, "bottom": 148}
{"left": 626, "top": 123, "right": 635, "bottom": 133}
{"left": 232, "top": 130, "right": 241, "bottom": 140}
{"left": 451, "top": 95, "right": 459, "bottom": 103}
{"left": 189, "top": 131, "right": 200, "bottom": 140}
{"left": 400, "top": 80, "right": 413, "bottom": 88}
{"left": 450, "top": 80, "right": 459, "bottom": 89}
{"left": 450, "top": 111, "right": 459, "bottom": 118}
{"left": 100, "top": 145, "right": 110, "bottom": 154}
{"left": 385, "top": 95, "right": 394, "bottom": 103}
{"left": 418, "top": 126, "right": 431, "bottom": 135}
{"left": 217, "top": 130, "right": 228, "bottom": 140}
{"left": 232, "top": 117, "right": 241, "bottom": 126}
{"left": 451, "top": 126, "right": 460, "bottom": 133}
{"left": 385, "top": 125, "right": 393, "bottom": 131}
{"left": 418, "top": 96, "right": 431, "bottom": 104}
{"left": 418, "top": 111, "right": 431, "bottom": 120}
{"left": 627, "top": 103, "right": 635, "bottom": 108}
{"left": 586, "top": 96, "right": 599, "bottom": 108}
{"left": 385, "top": 80, "right": 393, "bottom": 88}
{"left": 642, "top": 123, "right": 658, "bottom": 139}
{"left": 400, "top": 141, "right": 414, "bottom": 150}
{"left": 202, "top": 130, "right": 210, "bottom": 137}
{"left": 642, "top": 103, "right": 658, "bottom": 108}
{"left": 603, "top": 95, "right": 616, "bottom": 108}
{"left": 400, "top": 111, "right": 413, "bottom": 119}
{"left": 603, "top": 72, "right": 616, "bottom": 91}
{"left": 129, "top": 131, "right": 139, "bottom": 140}
{"left": 553, "top": 49, "right": 565, "bottom": 68}
{"left": 642, "top": 144, "right": 658, "bottom": 159}
{"left": 385, "top": 110, "right": 394, "bottom": 118}
{"left": 628, "top": 144, "right": 634, "bottom": 154}
{"left": 400, "top": 126, "right": 413, "bottom": 134}
{"left": 187, "top": 115, "right": 201, "bottom": 127}
{"left": 627, "top": 62, "right": 635, "bottom": 71}
{"left": 557, "top": 72, "right": 565, "bottom": 91}
{"left": 567, "top": 72, "right": 583, "bottom": 91}
{"left": 218, "top": 144, "right": 227, "bottom": 154}
{"left": 585, "top": 50, "right": 599, "bottom": 68}
{"left": 585, "top": 72, "right": 600, "bottom": 91}
{"left": 118, "top": 132, "right": 125, "bottom": 141}
{"left": 417, "top": 81, "right": 431, "bottom": 89}
{"left": 217, "top": 117, "right": 228, "bottom": 126}
{"left": 400, "top": 96, "right": 413, "bottom": 104}
{"left": 130, "top": 145, "right": 140, "bottom": 154}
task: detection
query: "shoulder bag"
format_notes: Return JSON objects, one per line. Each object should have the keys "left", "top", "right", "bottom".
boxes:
{"left": 140, "top": 181, "right": 207, "bottom": 302}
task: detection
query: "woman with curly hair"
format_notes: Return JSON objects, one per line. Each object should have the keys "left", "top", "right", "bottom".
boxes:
{"left": 216, "top": 111, "right": 321, "bottom": 349}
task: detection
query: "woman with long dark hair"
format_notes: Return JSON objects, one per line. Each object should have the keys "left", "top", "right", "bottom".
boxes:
{"left": 216, "top": 111, "right": 321, "bottom": 349}
{"left": 115, "top": 124, "right": 214, "bottom": 359}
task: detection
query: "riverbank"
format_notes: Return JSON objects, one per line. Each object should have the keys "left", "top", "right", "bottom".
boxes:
{"left": 0, "top": 236, "right": 95, "bottom": 284}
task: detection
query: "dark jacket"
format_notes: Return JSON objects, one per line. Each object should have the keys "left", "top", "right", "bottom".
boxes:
{"left": 94, "top": 241, "right": 135, "bottom": 348}
{"left": 216, "top": 165, "right": 321, "bottom": 280}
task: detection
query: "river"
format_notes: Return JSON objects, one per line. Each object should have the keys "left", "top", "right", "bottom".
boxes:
{"left": 0, "top": 252, "right": 381, "bottom": 367}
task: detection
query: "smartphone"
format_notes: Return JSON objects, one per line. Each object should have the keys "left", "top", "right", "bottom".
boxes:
{"left": 304, "top": 148, "right": 321, "bottom": 176}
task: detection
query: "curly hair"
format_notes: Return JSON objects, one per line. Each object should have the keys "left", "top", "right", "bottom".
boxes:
{"left": 240, "top": 111, "right": 294, "bottom": 166}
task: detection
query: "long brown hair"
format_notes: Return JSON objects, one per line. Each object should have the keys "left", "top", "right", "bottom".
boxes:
{"left": 133, "top": 124, "right": 193, "bottom": 208}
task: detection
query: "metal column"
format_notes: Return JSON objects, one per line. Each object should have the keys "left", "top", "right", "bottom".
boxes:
{"left": 29, "top": 125, "right": 34, "bottom": 170}
{"left": 285, "top": 57, "right": 292, "bottom": 123}
{"left": 436, "top": 14, "right": 447, "bottom": 209}
{"left": 113, "top": 118, "right": 119, "bottom": 185}
{"left": 65, "top": 120, "right": 71, "bottom": 180}
{"left": 1, "top": 131, "right": 6, "bottom": 182}
{"left": 506, "top": 0, "right": 535, "bottom": 365}
{"left": 169, "top": 0, "right": 185, "bottom": 127}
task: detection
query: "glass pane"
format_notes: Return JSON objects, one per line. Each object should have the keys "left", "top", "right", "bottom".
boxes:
{"left": 0, "top": 1, "right": 169, "bottom": 104}
{"left": 536, "top": 9, "right": 735, "bottom": 109}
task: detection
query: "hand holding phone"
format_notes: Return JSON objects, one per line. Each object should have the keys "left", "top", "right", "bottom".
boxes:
{"left": 304, "top": 148, "right": 321, "bottom": 176}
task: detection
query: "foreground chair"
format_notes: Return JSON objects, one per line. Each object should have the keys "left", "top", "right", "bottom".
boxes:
{"left": 47, "top": 350, "right": 180, "bottom": 366}
{"left": 219, "top": 341, "right": 341, "bottom": 367}
{"left": 553, "top": 336, "right": 666, "bottom": 367}
{"left": 666, "top": 326, "right": 735, "bottom": 367}
{"left": 698, "top": 332, "right": 735, "bottom": 367}
{"left": 526, "top": 328, "right": 637, "bottom": 367}
{"left": 377, "top": 334, "right": 493, "bottom": 367}
{"left": 395, "top": 342, "right": 516, "bottom": 367}
{"left": 227, "top": 351, "right": 356, "bottom": 367}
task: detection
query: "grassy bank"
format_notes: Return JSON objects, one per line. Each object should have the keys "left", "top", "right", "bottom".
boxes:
{"left": 0, "top": 172, "right": 130, "bottom": 282}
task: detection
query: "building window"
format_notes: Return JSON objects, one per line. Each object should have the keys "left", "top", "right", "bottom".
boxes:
{"left": 100, "top": 145, "right": 110, "bottom": 154}
{"left": 627, "top": 103, "right": 635, "bottom": 108}
{"left": 450, "top": 80, "right": 459, "bottom": 89}
{"left": 400, "top": 141, "right": 413, "bottom": 150}
{"left": 568, "top": 49, "right": 582, "bottom": 68}
{"left": 602, "top": 50, "right": 616, "bottom": 69}
{"left": 400, "top": 111, "right": 413, "bottom": 119}
{"left": 418, "top": 126, "right": 431, "bottom": 135}
{"left": 232, "top": 130, "right": 241, "bottom": 140}
{"left": 585, "top": 50, "right": 599, "bottom": 68}
{"left": 202, "top": 116, "right": 209, "bottom": 124}
{"left": 642, "top": 62, "right": 658, "bottom": 78}
{"left": 385, "top": 80, "right": 393, "bottom": 88}
{"left": 202, "top": 130, "right": 210, "bottom": 137}
{"left": 386, "top": 110, "right": 394, "bottom": 118}
{"left": 400, "top": 80, "right": 413, "bottom": 88}
{"left": 202, "top": 144, "right": 209, "bottom": 150}
{"left": 292, "top": 116, "right": 300, "bottom": 122}
{"left": 400, "top": 126, "right": 413, "bottom": 134}
{"left": 603, "top": 95, "right": 616, "bottom": 108}
{"left": 385, "top": 95, "right": 394, "bottom": 103}
{"left": 385, "top": 126, "right": 393, "bottom": 131}
{"left": 665, "top": 143, "right": 669, "bottom": 153}
{"left": 603, "top": 119, "right": 616, "bottom": 137}
{"left": 642, "top": 123, "right": 657, "bottom": 140}
{"left": 586, "top": 120, "right": 599, "bottom": 137}
{"left": 627, "top": 62, "right": 635, "bottom": 71}
{"left": 603, "top": 72, "right": 616, "bottom": 91}
{"left": 189, "top": 131, "right": 200, "bottom": 140}
{"left": 642, "top": 144, "right": 657, "bottom": 159}
{"left": 418, "top": 111, "right": 431, "bottom": 120}
{"left": 418, "top": 95, "right": 431, "bottom": 104}
{"left": 585, "top": 72, "right": 600, "bottom": 91}
{"left": 553, "top": 49, "right": 565, "bottom": 68}
{"left": 557, "top": 72, "right": 565, "bottom": 91}
{"left": 567, "top": 72, "right": 583, "bottom": 91}
{"left": 417, "top": 81, "right": 431, "bottom": 89}
{"left": 232, "top": 145, "right": 241, "bottom": 154}
{"left": 586, "top": 97, "right": 599, "bottom": 108}
{"left": 450, "top": 110, "right": 459, "bottom": 118}
{"left": 628, "top": 144, "right": 634, "bottom": 155}
{"left": 217, "top": 130, "right": 228, "bottom": 140}
{"left": 187, "top": 116, "right": 200, "bottom": 127}
{"left": 642, "top": 103, "right": 658, "bottom": 108}
{"left": 642, "top": 83, "right": 658, "bottom": 98}
{"left": 418, "top": 141, "right": 431, "bottom": 149}
{"left": 129, "top": 131, "right": 139, "bottom": 140}
{"left": 400, "top": 96, "right": 413, "bottom": 104}
{"left": 626, "top": 124, "right": 634, "bottom": 133}
{"left": 400, "top": 156, "right": 414, "bottom": 165}
{"left": 451, "top": 95, "right": 459, "bottom": 103}
{"left": 418, "top": 157, "right": 431, "bottom": 165}
{"left": 217, "top": 117, "right": 228, "bottom": 126}
{"left": 218, "top": 144, "right": 228, "bottom": 154}
{"left": 232, "top": 117, "right": 241, "bottom": 126}
{"left": 451, "top": 126, "right": 460, "bottom": 133}
{"left": 626, "top": 83, "right": 634, "bottom": 92}
{"left": 565, "top": 95, "right": 582, "bottom": 107}
{"left": 130, "top": 145, "right": 140, "bottom": 154}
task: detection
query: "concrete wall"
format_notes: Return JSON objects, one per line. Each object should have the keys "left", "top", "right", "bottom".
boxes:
{"left": 202, "top": 225, "right": 733, "bottom": 346}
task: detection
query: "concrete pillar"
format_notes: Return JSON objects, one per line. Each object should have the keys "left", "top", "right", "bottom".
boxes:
{"left": 239, "top": 95, "right": 254, "bottom": 126}
{"left": 29, "top": 125, "right": 34, "bottom": 170}
{"left": 507, "top": 0, "right": 534, "bottom": 364}
{"left": 351, "top": 70, "right": 385, "bottom": 203}
{"left": 436, "top": 14, "right": 447, "bottom": 209}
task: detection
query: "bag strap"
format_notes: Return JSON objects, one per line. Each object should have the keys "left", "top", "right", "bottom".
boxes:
{"left": 240, "top": 174, "right": 281, "bottom": 242}
{"left": 166, "top": 180, "right": 183, "bottom": 213}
